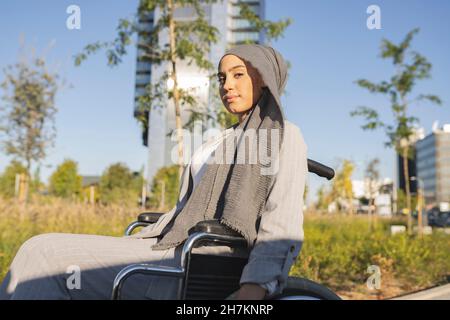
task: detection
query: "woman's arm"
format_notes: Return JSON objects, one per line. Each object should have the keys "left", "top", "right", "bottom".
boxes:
{"left": 237, "top": 123, "right": 308, "bottom": 299}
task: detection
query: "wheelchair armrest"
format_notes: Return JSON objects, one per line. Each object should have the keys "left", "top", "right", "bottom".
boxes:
{"left": 189, "top": 220, "right": 244, "bottom": 238}
{"left": 137, "top": 211, "right": 165, "bottom": 224}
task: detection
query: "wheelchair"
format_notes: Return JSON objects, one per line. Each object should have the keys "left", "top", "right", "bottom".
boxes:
{"left": 112, "top": 159, "right": 341, "bottom": 300}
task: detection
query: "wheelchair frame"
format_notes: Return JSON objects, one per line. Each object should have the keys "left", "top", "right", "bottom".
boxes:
{"left": 112, "top": 159, "right": 341, "bottom": 300}
{"left": 113, "top": 224, "right": 247, "bottom": 300}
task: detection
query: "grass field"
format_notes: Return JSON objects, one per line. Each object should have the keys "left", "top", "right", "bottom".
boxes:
{"left": 292, "top": 213, "right": 450, "bottom": 299}
{"left": 1, "top": 196, "right": 449, "bottom": 299}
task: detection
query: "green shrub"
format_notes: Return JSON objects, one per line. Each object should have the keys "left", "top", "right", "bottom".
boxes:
{"left": 0, "top": 161, "right": 28, "bottom": 198}
{"left": 98, "top": 163, "right": 142, "bottom": 206}
{"left": 48, "top": 159, "right": 82, "bottom": 198}
{"left": 149, "top": 165, "right": 179, "bottom": 210}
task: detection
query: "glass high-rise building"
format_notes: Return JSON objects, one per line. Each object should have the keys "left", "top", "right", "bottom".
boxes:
{"left": 416, "top": 124, "right": 450, "bottom": 205}
{"left": 133, "top": 0, "right": 266, "bottom": 189}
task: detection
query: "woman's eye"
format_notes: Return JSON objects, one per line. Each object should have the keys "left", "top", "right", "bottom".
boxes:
{"left": 217, "top": 73, "right": 243, "bottom": 85}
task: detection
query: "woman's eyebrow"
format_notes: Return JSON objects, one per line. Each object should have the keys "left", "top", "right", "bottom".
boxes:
{"left": 217, "top": 65, "right": 246, "bottom": 75}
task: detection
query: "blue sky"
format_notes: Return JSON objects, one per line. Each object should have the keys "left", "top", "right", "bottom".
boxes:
{"left": 0, "top": 0, "right": 449, "bottom": 203}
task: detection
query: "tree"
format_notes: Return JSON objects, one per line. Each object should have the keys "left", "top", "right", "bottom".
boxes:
{"left": 330, "top": 159, "right": 355, "bottom": 214}
{"left": 0, "top": 50, "right": 61, "bottom": 175}
{"left": 303, "top": 183, "right": 309, "bottom": 202}
{"left": 0, "top": 160, "right": 27, "bottom": 198}
{"left": 350, "top": 28, "right": 442, "bottom": 234}
{"left": 316, "top": 185, "right": 332, "bottom": 212}
{"left": 396, "top": 188, "right": 418, "bottom": 215}
{"left": 149, "top": 164, "right": 180, "bottom": 210}
{"left": 74, "top": 0, "right": 292, "bottom": 180}
{"left": 48, "top": 159, "right": 82, "bottom": 199}
{"left": 99, "top": 163, "right": 142, "bottom": 205}
{"left": 30, "top": 166, "right": 44, "bottom": 194}
{"left": 365, "top": 158, "right": 380, "bottom": 231}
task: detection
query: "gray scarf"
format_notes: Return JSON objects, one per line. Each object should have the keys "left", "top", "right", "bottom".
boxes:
{"left": 152, "top": 44, "right": 288, "bottom": 251}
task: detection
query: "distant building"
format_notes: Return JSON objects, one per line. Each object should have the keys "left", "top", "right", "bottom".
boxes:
{"left": 81, "top": 176, "right": 101, "bottom": 188}
{"left": 133, "top": 0, "right": 266, "bottom": 188}
{"left": 396, "top": 127, "right": 425, "bottom": 195}
{"left": 397, "top": 150, "right": 417, "bottom": 194}
{"left": 416, "top": 124, "right": 450, "bottom": 205}
{"left": 352, "top": 179, "right": 366, "bottom": 199}
{"left": 353, "top": 178, "right": 393, "bottom": 216}
{"left": 375, "top": 181, "right": 394, "bottom": 216}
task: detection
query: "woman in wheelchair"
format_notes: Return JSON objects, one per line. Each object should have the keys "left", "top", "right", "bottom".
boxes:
{"left": 0, "top": 44, "right": 309, "bottom": 300}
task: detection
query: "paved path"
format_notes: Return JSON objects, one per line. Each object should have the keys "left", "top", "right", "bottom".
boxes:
{"left": 391, "top": 283, "right": 450, "bottom": 300}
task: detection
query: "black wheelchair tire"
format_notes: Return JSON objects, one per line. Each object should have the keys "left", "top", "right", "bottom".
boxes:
{"left": 269, "top": 277, "right": 342, "bottom": 300}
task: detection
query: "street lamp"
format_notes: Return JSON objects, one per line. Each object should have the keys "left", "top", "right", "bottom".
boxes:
{"left": 410, "top": 176, "right": 425, "bottom": 236}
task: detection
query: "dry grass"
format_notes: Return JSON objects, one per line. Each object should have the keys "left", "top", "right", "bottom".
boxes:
{"left": 0, "top": 195, "right": 141, "bottom": 281}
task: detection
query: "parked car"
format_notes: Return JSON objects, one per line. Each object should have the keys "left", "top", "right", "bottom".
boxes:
{"left": 427, "top": 207, "right": 450, "bottom": 227}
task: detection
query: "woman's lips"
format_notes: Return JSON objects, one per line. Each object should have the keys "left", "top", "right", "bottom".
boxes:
{"left": 226, "top": 95, "right": 239, "bottom": 102}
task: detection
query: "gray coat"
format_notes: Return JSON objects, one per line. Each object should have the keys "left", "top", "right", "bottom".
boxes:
{"left": 130, "top": 120, "right": 308, "bottom": 296}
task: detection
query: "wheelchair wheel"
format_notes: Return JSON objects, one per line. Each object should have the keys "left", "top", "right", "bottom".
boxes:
{"left": 269, "top": 277, "right": 341, "bottom": 300}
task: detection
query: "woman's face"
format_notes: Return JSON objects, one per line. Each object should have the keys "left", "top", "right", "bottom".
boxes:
{"left": 217, "top": 54, "right": 264, "bottom": 122}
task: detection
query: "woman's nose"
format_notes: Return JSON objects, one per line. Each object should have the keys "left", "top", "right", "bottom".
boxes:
{"left": 224, "top": 77, "right": 234, "bottom": 91}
